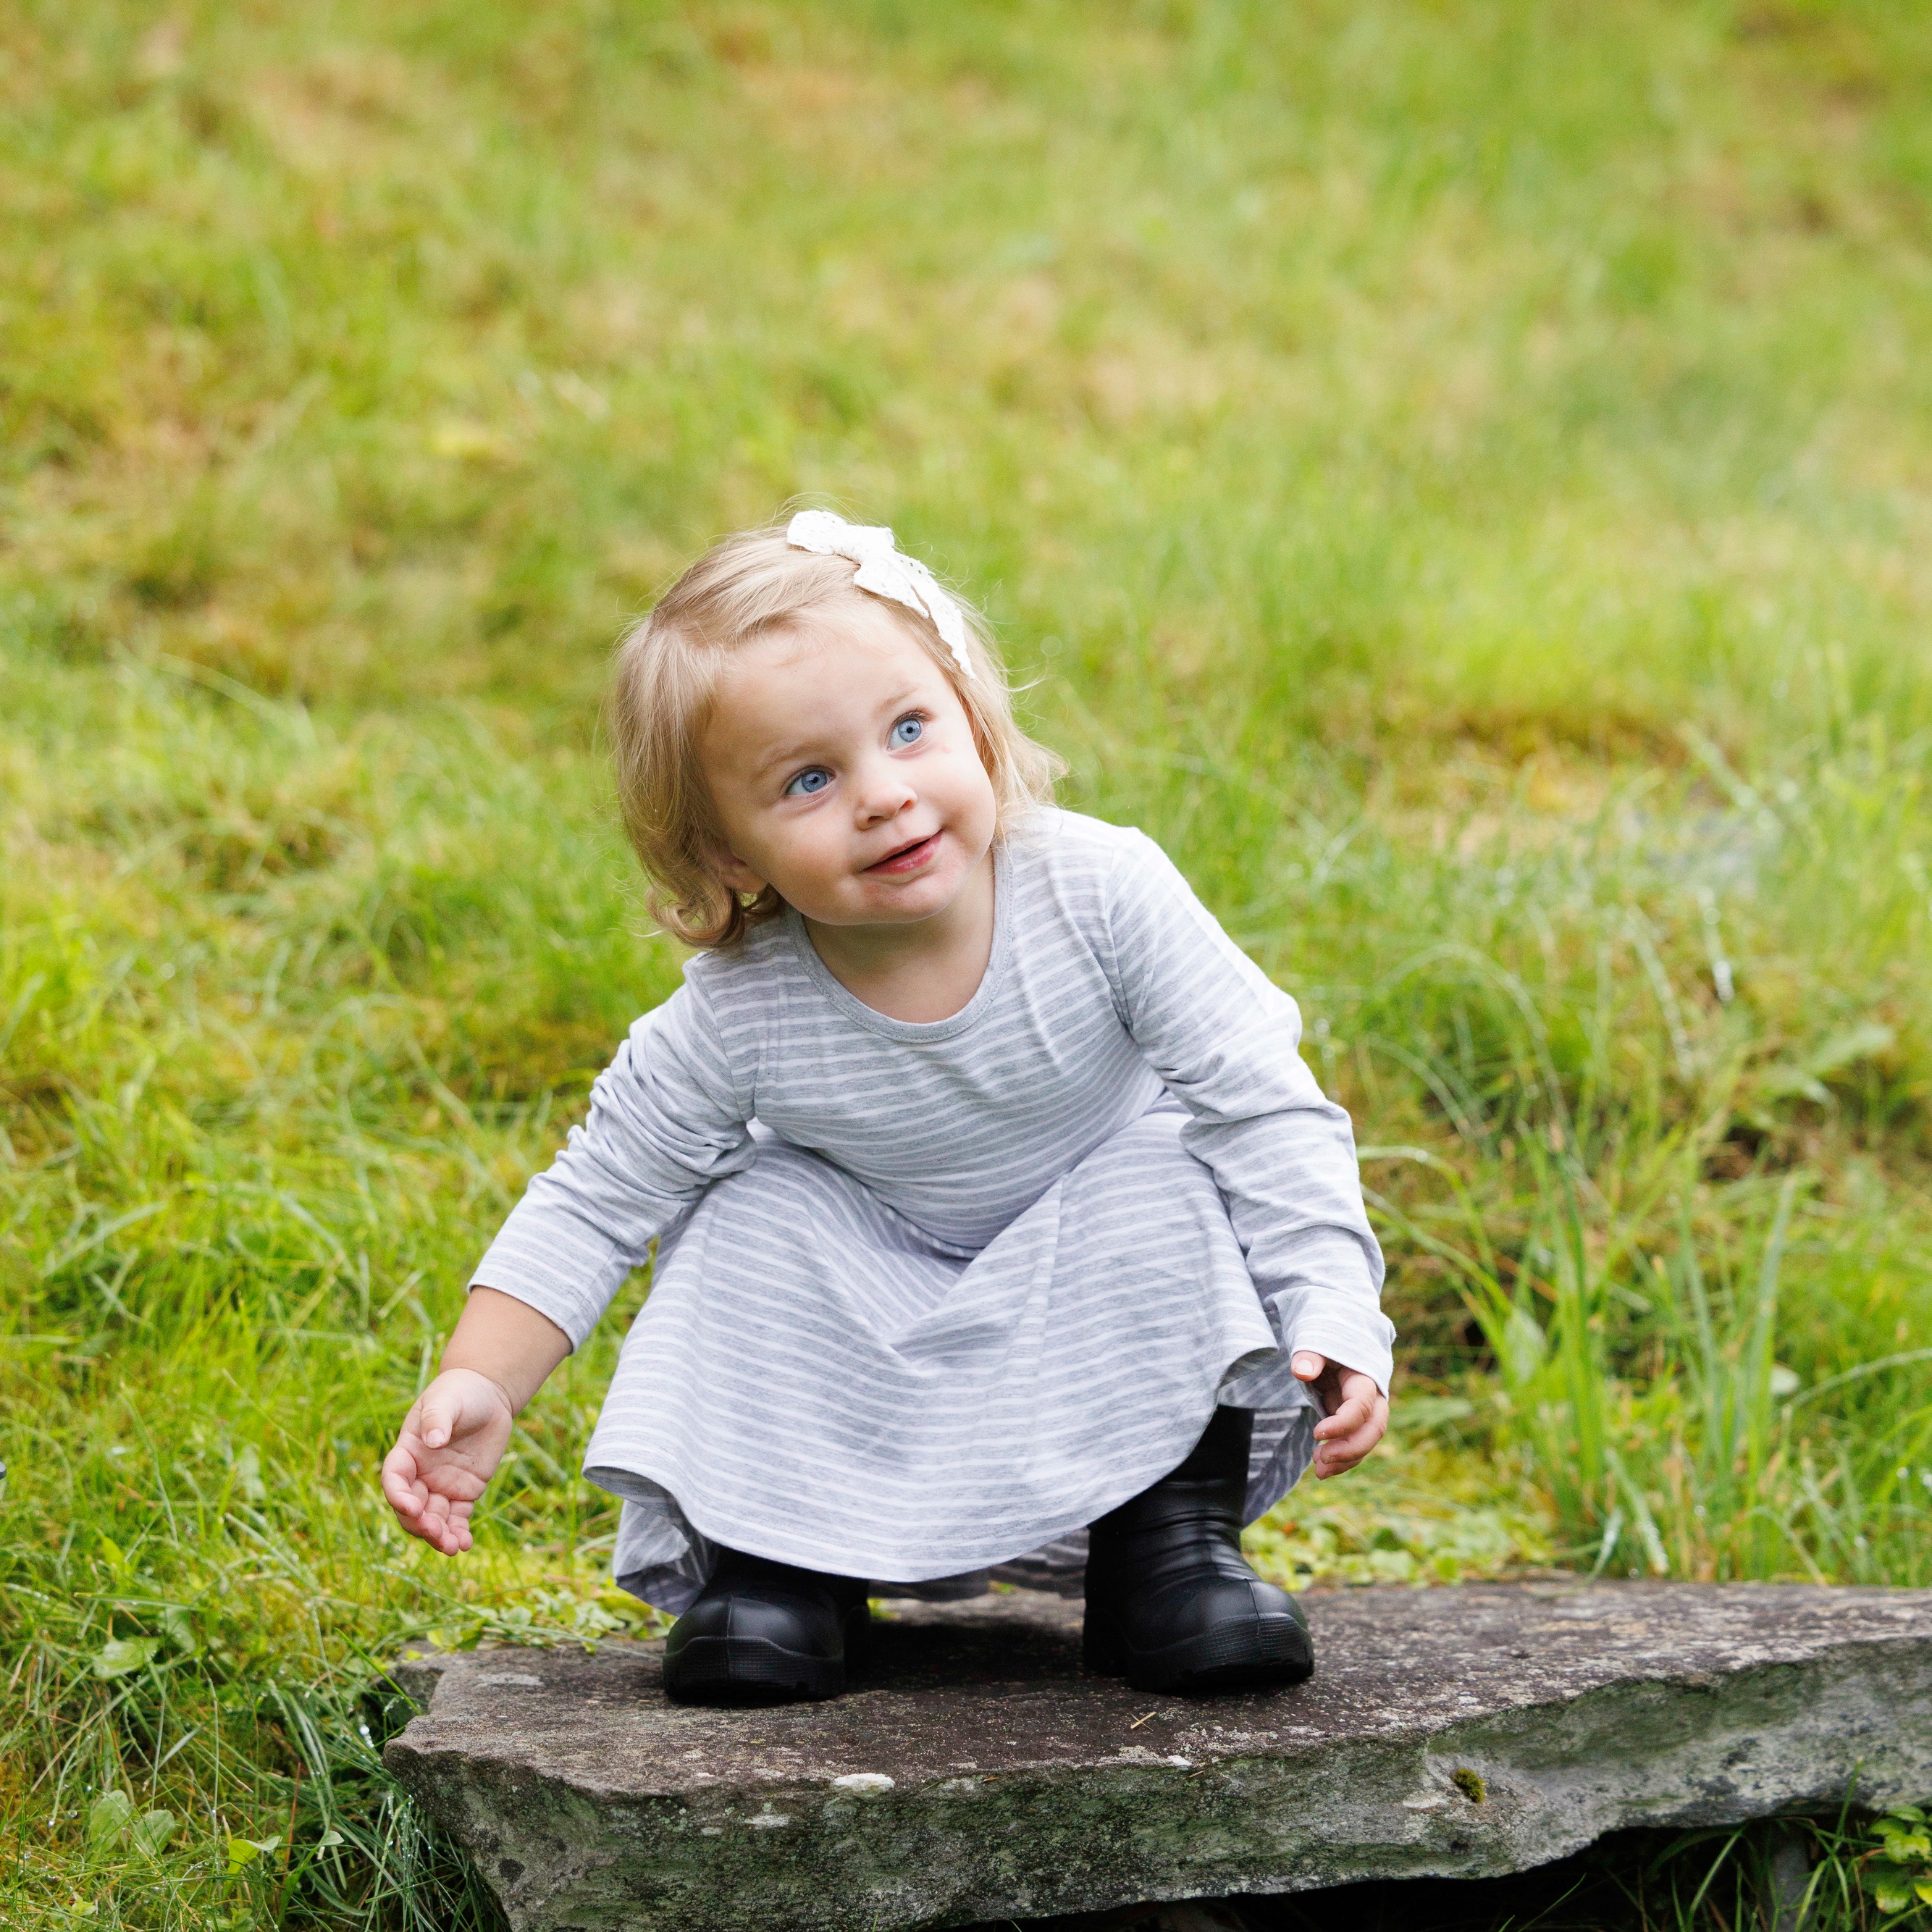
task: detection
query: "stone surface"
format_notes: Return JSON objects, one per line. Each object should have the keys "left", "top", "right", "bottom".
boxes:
{"left": 384, "top": 1582, "right": 1932, "bottom": 1932}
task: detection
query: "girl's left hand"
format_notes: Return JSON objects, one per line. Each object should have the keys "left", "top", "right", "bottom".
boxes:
{"left": 1290, "top": 1353, "right": 1388, "bottom": 1479}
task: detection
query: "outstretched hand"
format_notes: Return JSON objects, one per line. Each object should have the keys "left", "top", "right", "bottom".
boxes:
{"left": 1291, "top": 1352, "right": 1388, "bottom": 1479}
{"left": 380, "top": 1368, "right": 516, "bottom": 1555}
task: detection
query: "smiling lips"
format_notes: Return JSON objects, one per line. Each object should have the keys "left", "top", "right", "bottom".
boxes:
{"left": 866, "top": 831, "right": 941, "bottom": 875}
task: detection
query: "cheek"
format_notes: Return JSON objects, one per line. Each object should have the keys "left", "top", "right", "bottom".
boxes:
{"left": 956, "top": 744, "right": 999, "bottom": 815}
{"left": 772, "top": 812, "right": 845, "bottom": 875}
{"left": 953, "top": 721, "right": 997, "bottom": 798}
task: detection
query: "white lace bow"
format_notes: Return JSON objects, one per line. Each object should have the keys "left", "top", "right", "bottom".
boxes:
{"left": 784, "top": 511, "right": 976, "bottom": 680}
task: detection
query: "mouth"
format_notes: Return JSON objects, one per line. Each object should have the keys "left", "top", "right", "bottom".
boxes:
{"left": 865, "top": 831, "right": 942, "bottom": 875}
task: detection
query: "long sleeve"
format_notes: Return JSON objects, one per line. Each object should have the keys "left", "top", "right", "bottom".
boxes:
{"left": 469, "top": 976, "right": 755, "bottom": 1348}
{"left": 1099, "top": 830, "right": 1394, "bottom": 1393}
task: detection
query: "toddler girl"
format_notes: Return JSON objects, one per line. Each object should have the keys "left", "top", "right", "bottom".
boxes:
{"left": 381, "top": 511, "right": 1393, "bottom": 1704}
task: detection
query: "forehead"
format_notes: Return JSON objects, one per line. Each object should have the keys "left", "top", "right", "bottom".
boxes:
{"left": 700, "top": 597, "right": 951, "bottom": 774}
{"left": 768, "top": 590, "right": 933, "bottom": 658}
{"left": 721, "top": 595, "right": 939, "bottom": 692}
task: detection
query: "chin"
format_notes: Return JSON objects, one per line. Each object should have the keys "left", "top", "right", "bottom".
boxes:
{"left": 872, "top": 885, "right": 952, "bottom": 920}
{"left": 867, "top": 875, "right": 957, "bottom": 920}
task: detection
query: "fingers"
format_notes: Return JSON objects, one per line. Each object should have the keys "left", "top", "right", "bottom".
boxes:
{"left": 1313, "top": 1434, "right": 1379, "bottom": 1477}
{"left": 1311, "top": 1409, "right": 1382, "bottom": 1477}
{"left": 385, "top": 1469, "right": 476, "bottom": 1553}
{"left": 380, "top": 1440, "right": 425, "bottom": 1519}
{"left": 379, "top": 1429, "right": 480, "bottom": 1555}
{"left": 1312, "top": 1390, "right": 1373, "bottom": 1442}
{"left": 1309, "top": 1373, "right": 1389, "bottom": 1479}
{"left": 417, "top": 1390, "right": 458, "bottom": 1453}
{"left": 409, "top": 1490, "right": 476, "bottom": 1555}
{"left": 377, "top": 1372, "right": 515, "bottom": 1555}
{"left": 1290, "top": 1351, "right": 1326, "bottom": 1384}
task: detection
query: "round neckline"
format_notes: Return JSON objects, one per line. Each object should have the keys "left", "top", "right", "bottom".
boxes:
{"left": 784, "top": 844, "right": 1012, "bottom": 1043}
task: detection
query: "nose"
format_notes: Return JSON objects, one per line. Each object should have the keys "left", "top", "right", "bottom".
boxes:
{"left": 852, "top": 751, "right": 916, "bottom": 828}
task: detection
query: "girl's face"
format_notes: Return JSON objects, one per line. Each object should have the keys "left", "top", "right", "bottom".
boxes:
{"left": 700, "top": 600, "right": 998, "bottom": 933}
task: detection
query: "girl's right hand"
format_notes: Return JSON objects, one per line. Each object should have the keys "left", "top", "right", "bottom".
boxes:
{"left": 380, "top": 1368, "right": 516, "bottom": 1555}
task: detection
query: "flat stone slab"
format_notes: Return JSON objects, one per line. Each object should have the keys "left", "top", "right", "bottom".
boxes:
{"left": 385, "top": 1582, "right": 1932, "bottom": 1931}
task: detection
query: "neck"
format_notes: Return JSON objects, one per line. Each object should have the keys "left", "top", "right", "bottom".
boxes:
{"left": 803, "top": 850, "right": 997, "bottom": 1023}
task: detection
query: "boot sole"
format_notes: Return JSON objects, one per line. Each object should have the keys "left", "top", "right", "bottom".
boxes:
{"left": 1085, "top": 1612, "right": 1314, "bottom": 1694}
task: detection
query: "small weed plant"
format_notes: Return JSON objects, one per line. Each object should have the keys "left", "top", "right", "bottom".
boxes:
{"left": 1863, "top": 1805, "right": 1932, "bottom": 1923}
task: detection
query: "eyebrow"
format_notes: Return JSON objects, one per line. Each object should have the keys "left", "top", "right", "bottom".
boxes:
{"left": 744, "top": 682, "right": 928, "bottom": 781}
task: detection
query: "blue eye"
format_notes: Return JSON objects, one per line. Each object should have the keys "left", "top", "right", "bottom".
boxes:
{"left": 784, "top": 768, "right": 831, "bottom": 797}
{"left": 890, "top": 715, "right": 924, "bottom": 748}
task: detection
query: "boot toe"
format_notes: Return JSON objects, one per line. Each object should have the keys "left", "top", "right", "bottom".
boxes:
{"left": 1088, "top": 1575, "right": 1314, "bottom": 1694}
{"left": 663, "top": 1587, "right": 854, "bottom": 1706}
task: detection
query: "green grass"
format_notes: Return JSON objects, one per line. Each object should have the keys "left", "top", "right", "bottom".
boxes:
{"left": 3, "top": 1, "right": 1931, "bottom": 1925}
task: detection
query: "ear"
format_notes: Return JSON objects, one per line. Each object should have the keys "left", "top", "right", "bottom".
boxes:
{"left": 708, "top": 844, "right": 768, "bottom": 897}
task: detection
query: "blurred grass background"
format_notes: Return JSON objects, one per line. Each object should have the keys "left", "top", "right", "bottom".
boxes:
{"left": 4, "top": 0, "right": 1931, "bottom": 1925}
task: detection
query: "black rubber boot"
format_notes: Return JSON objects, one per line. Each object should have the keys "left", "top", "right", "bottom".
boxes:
{"left": 1083, "top": 1406, "right": 1314, "bottom": 1694}
{"left": 662, "top": 1547, "right": 872, "bottom": 1705}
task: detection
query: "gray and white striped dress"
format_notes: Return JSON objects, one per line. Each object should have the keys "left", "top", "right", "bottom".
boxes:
{"left": 473, "top": 810, "right": 1392, "bottom": 1613}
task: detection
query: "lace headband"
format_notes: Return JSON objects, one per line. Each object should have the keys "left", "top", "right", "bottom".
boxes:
{"left": 785, "top": 510, "right": 977, "bottom": 681}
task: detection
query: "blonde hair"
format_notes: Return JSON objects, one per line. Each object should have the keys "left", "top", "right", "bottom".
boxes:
{"left": 610, "top": 521, "right": 1062, "bottom": 948}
